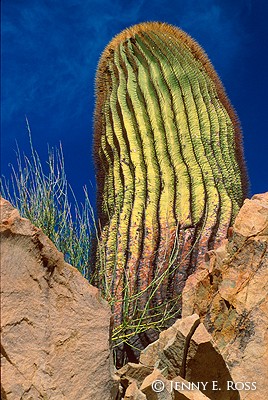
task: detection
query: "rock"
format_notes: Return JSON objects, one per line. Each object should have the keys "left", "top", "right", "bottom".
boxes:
{"left": 140, "top": 369, "right": 173, "bottom": 400}
{"left": 0, "top": 198, "right": 117, "bottom": 400}
{"left": 3, "top": 192, "right": 266, "bottom": 400}
{"left": 139, "top": 317, "right": 237, "bottom": 399}
{"left": 117, "top": 362, "right": 153, "bottom": 390}
{"left": 185, "top": 324, "right": 238, "bottom": 400}
{"left": 123, "top": 381, "right": 147, "bottom": 399}
{"left": 231, "top": 193, "right": 268, "bottom": 237}
{"left": 125, "top": 369, "right": 211, "bottom": 400}
{"left": 140, "top": 314, "right": 200, "bottom": 377}
{"left": 182, "top": 193, "right": 268, "bottom": 400}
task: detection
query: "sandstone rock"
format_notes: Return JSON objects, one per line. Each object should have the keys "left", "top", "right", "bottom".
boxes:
{"left": 123, "top": 381, "right": 147, "bottom": 399}
{"left": 117, "top": 362, "right": 153, "bottom": 390}
{"left": 140, "top": 314, "right": 200, "bottom": 378}
{"left": 128, "top": 369, "right": 211, "bottom": 400}
{"left": 232, "top": 193, "right": 268, "bottom": 237}
{"left": 139, "top": 318, "right": 237, "bottom": 399}
{"left": 182, "top": 193, "right": 268, "bottom": 400}
{"left": 140, "top": 369, "right": 173, "bottom": 400}
{"left": 0, "top": 198, "right": 117, "bottom": 400}
{"left": 185, "top": 324, "right": 238, "bottom": 400}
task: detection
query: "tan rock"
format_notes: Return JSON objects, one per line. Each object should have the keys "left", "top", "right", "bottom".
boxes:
{"left": 138, "top": 370, "right": 211, "bottom": 400}
{"left": 0, "top": 198, "right": 117, "bottom": 400}
{"left": 140, "top": 314, "right": 200, "bottom": 378}
{"left": 232, "top": 193, "right": 268, "bottom": 237}
{"left": 123, "top": 381, "right": 147, "bottom": 399}
{"left": 118, "top": 317, "right": 238, "bottom": 399}
{"left": 185, "top": 323, "right": 238, "bottom": 400}
{"left": 182, "top": 193, "right": 268, "bottom": 400}
{"left": 140, "top": 369, "right": 173, "bottom": 400}
{"left": 117, "top": 362, "right": 153, "bottom": 390}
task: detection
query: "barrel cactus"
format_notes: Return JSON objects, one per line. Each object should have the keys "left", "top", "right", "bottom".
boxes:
{"left": 93, "top": 22, "right": 248, "bottom": 334}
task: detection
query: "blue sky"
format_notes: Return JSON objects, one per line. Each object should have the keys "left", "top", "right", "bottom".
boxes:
{"left": 1, "top": 0, "right": 268, "bottom": 208}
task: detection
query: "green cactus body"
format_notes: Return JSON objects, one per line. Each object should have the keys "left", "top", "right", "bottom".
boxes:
{"left": 94, "top": 22, "right": 248, "bottom": 326}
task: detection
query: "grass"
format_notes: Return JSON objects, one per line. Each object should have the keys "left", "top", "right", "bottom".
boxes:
{"left": 1, "top": 120, "right": 94, "bottom": 278}
{"left": 1, "top": 122, "right": 200, "bottom": 364}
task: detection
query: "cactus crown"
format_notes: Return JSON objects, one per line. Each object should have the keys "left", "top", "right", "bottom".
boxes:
{"left": 93, "top": 22, "right": 248, "bottom": 355}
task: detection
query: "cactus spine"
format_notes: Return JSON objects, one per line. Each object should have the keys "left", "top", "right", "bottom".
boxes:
{"left": 94, "top": 22, "right": 248, "bottom": 326}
